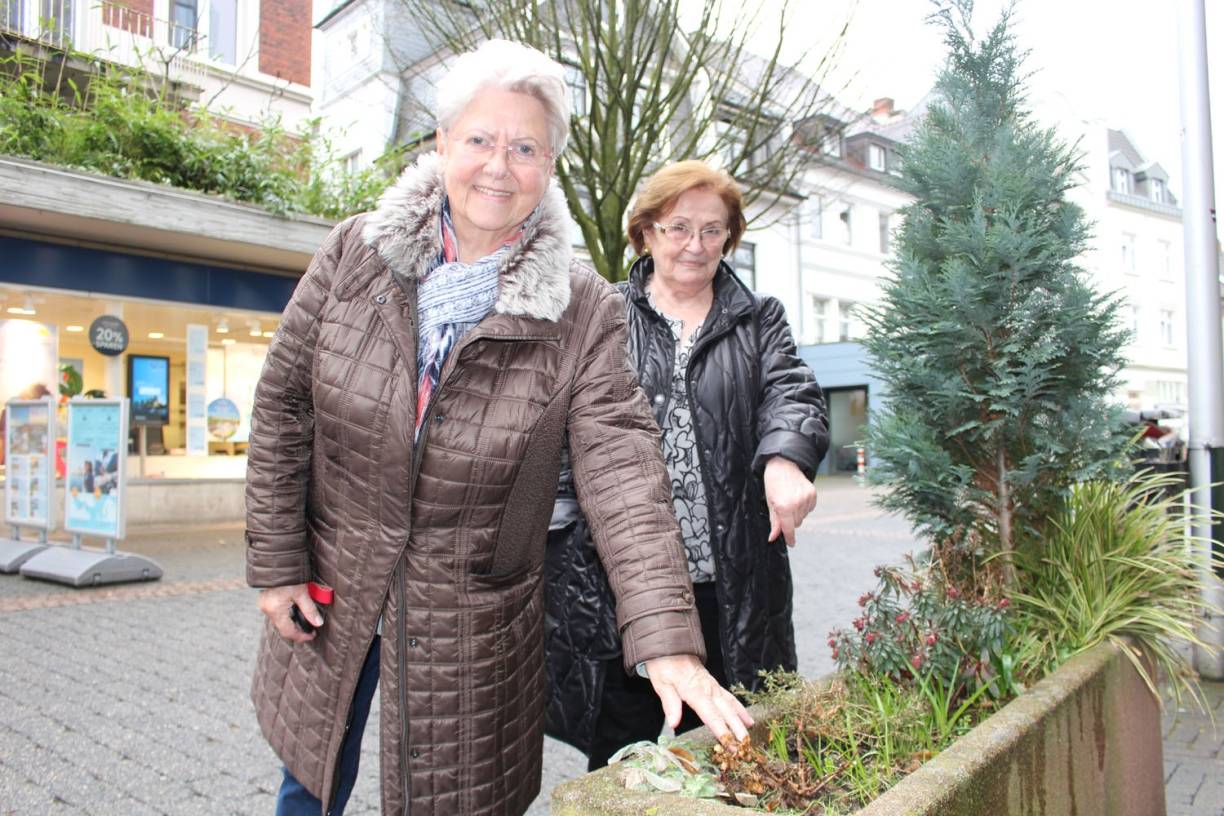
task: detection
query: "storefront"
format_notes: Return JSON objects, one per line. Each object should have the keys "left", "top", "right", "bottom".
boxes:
{"left": 0, "top": 156, "right": 333, "bottom": 505}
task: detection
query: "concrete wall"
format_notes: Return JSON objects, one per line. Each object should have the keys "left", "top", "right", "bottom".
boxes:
{"left": 550, "top": 642, "right": 1166, "bottom": 816}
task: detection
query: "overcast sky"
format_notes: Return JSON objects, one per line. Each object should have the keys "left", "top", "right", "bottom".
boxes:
{"left": 741, "top": 0, "right": 1224, "bottom": 215}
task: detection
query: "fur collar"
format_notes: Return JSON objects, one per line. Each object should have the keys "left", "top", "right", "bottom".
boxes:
{"left": 361, "top": 152, "right": 572, "bottom": 322}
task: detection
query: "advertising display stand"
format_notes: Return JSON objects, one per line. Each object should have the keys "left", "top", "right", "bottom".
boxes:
{"left": 0, "top": 398, "right": 56, "bottom": 572}
{"left": 19, "top": 398, "right": 163, "bottom": 586}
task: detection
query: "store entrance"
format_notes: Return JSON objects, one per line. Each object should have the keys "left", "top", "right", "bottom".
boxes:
{"left": 823, "top": 386, "right": 869, "bottom": 475}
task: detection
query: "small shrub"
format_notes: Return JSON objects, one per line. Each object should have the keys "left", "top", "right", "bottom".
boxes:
{"left": 828, "top": 563, "right": 1015, "bottom": 700}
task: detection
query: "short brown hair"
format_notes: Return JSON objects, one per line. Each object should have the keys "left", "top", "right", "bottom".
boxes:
{"left": 627, "top": 160, "right": 747, "bottom": 256}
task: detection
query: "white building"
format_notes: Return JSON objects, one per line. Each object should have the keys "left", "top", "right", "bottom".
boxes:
{"left": 2, "top": 0, "right": 317, "bottom": 128}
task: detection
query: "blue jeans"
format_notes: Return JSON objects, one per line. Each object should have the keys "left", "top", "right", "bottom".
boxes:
{"left": 276, "top": 637, "right": 380, "bottom": 816}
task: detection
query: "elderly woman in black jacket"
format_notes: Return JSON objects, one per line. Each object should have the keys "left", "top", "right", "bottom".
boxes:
{"left": 545, "top": 160, "right": 829, "bottom": 769}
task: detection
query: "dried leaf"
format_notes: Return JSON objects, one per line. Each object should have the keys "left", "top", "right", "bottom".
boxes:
{"left": 734, "top": 792, "right": 760, "bottom": 807}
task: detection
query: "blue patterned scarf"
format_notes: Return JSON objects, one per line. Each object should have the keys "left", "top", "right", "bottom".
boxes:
{"left": 415, "top": 201, "right": 526, "bottom": 439}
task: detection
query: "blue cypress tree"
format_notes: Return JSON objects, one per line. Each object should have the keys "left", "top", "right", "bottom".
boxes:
{"left": 862, "top": 1, "right": 1131, "bottom": 583}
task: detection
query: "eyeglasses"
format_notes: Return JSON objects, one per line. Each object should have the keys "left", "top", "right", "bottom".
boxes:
{"left": 448, "top": 131, "right": 553, "bottom": 168}
{"left": 653, "top": 222, "right": 729, "bottom": 247}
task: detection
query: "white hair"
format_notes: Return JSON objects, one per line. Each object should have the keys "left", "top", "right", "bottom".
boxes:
{"left": 435, "top": 39, "right": 571, "bottom": 156}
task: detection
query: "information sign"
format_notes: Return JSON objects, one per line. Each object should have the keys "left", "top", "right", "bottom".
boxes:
{"left": 4, "top": 397, "right": 55, "bottom": 529}
{"left": 63, "top": 398, "right": 127, "bottom": 540}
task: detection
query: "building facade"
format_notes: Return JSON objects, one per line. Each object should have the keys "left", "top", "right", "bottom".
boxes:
{"left": 0, "top": 0, "right": 325, "bottom": 509}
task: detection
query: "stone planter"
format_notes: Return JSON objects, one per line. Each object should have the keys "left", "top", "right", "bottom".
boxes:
{"left": 551, "top": 642, "right": 1166, "bottom": 816}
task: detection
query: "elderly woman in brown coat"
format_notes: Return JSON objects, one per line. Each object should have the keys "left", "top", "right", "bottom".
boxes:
{"left": 244, "top": 39, "right": 751, "bottom": 816}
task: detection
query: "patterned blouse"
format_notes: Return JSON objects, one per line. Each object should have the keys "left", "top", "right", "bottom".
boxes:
{"left": 648, "top": 292, "right": 716, "bottom": 584}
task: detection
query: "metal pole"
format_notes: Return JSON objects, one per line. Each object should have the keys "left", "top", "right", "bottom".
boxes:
{"left": 1177, "top": 0, "right": 1224, "bottom": 679}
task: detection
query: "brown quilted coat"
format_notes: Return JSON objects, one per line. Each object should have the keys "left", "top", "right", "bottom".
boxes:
{"left": 245, "top": 153, "right": 704, "bottom": 816}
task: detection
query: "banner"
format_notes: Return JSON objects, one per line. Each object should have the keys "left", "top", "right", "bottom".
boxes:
{"left": 185, "top": 324, "right": 208, "bottom": 456}
{"left": 64, "top": 399, "right": 127, "bottom": 540}
{"left": 4, "top": 397, "right": 55, "bottom": 530}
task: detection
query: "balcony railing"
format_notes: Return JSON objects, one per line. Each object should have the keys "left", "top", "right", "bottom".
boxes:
{"left": 1, "top": 0, "right": 210, "bottom": 88}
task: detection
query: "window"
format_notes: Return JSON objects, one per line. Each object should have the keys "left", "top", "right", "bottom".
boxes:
{"left": 1121, "top": 234, "right": 1136, "bottom": 275}
{"left": 838, "top": 204, "right": 852, "bottom": 245}
{"left": 208, "top": 0, "right": 237, "bottom": 64}
{"left": 867, "top": 143, "right": 886, "bottom": 172}
{"left": 343, "top": 150, "right": 362, "bottom": 175}
{"left": 1150, "top": 178, "right": 1165, "bottom": 204}
{"left": 1157, "top": 380, "right": 1187, "bottom": 406}
{"left": 1, "top": 0, "right": 25, "bottom": 36}
{"left": 878, "top": 211, "right": 891, "bottom": 254}
{"left": 820, "top": 130, "right": 841, "bottom": 158}
{"left": 1158, "top": 240, "right": 1173, "bottom": 282}
{"left": 808, "top": 198, "right": 823, "bottom": 240}
{"left": 1130, "top": 305, "right": 1142, "bottom": 340}
{"left": 731, "top": 241, "right": 756, "bottom": 289}
{"left": 170, "top": 0, "right": 198, "bottom": 49}
{"left": 39, "top": 0, "right": 72, "bottom": 44}
{"left": 811, "top": 296, "right": 829, "bottom": 343}
{"left": 1112, "top": 167, "right": 1131, "bottom": 194}
{"left": 1159, "top": 309, "right": 1175, "bottom": 346}
{"left": 565, "top": 65, "right": 588, "bottom": 117}
{"left": 838, "top": 302, "right": 856, "bottom": 341}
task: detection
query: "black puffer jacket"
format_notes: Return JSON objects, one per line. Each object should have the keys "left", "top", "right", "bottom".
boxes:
{"left": 544, "top": 256, "right": 829, "bottom": 753}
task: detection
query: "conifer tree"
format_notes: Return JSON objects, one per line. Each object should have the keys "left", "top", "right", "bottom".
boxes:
{"left": 862, "top": 1, "right": 1130, "bottom": 583}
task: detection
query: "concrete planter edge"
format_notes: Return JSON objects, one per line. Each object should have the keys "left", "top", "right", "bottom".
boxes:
{"left": 550, "top": 641, "right": 1166, "bottom": 816}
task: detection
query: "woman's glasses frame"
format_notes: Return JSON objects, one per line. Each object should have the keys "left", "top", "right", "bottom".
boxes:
{"left": 447, "top": 130, "right": 553, "bottom": 169}
{"left": 652, "top": 222, "right": 729, "bottom": 247}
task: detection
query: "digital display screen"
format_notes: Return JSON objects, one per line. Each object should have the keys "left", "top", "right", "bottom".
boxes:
{"left": 128, "top": 355, "right": 170, "bottom": 425}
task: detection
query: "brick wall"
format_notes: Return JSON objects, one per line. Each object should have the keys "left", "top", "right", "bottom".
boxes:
{"left": 102, "top": 0, "right": 154, "bottom": 37}
{"left": 259, "top": 0, "right": 311, "bottom": 87}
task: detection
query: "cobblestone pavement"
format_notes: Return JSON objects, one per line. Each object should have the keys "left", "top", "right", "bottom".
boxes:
{"left": 1164, "top": 680, "right": 1224, "bottom": 816}
{"left": 1, "top": 477, "right": 1219, "bottom": 815}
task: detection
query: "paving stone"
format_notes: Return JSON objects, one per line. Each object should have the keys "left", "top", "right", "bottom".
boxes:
{"left": 2, "top": 484, "right": 1219, "bottom": 816}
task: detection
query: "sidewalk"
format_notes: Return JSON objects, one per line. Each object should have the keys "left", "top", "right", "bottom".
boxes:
{"left": 1164, "top": 679, "right": 1224, "bottom": 815}
{"left": 1, "top": 483, "right": 1222, "bottom": 815}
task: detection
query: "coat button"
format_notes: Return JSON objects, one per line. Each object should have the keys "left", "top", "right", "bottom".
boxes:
{"left": 374, "top": 293, "right": 387, "bottom": 304}
{"left": 409, "top": 637, "right": 419, "bottom": 648}
{"left": 410, "top": 749, "right": 420, "bottom": 759}
{"left": 434, "top": 414, "right": 444, "bottom": 424}
{"left": 716, "top": 523, "right": 726, "bottom": 533}
{"left": 653, "top": 394, "right": 665, "bottom": 405}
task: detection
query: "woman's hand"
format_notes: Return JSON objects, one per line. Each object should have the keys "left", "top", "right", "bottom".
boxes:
{"left": 257, "top": 584, "right": 321, "bottom": 644}
{"left": 643, "top": 655, "right": 753, "bottom": 745}
{"left": 763, "top": 456, "right": 818, "bottom": 547}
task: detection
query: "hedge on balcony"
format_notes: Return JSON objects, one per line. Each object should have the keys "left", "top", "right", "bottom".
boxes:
{"left": 0, "top": 50, "right": 403, "bottom": 219}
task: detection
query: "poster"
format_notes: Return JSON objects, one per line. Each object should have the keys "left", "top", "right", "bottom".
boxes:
{"left": 4, "top": 398, "right": 55, "bottom": 529}
{"left": 64, "top": 398, "right": 127, "bottom": 540}
{"left": 185, "top": 324, "right": 208, "bottom": 456}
